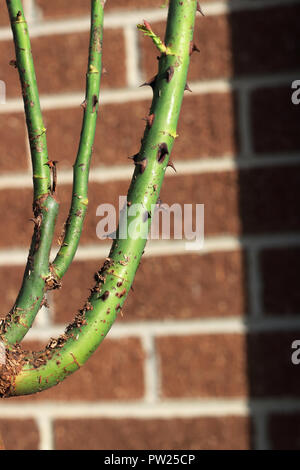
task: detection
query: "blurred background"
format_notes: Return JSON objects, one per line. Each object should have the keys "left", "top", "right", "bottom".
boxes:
{"left": 0, "top": 0, "right": 299, "bottom": 450}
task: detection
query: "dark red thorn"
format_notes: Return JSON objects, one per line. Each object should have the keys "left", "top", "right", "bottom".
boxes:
{"left": 81, "top": 99, "right": 87, "bottom": 110}
{"left": 189, "top": 41, "right": 200, "bottom": 56}
{"left": 140, "top": 75, "right": 157, "bottom": 90}
{"left": 167, "top": 161, "right": 177, "bottom": 172}
{"left": 92, "top": 95, "right": 98, "bottom": 112}
{"left": 166, "top": 65, "right": 174, "bottom": 83}
{"left": 157, "top": 143, "right": 169, "bottom": 163}
{"left": 197, "top": 1, "right": 205, "bottom": 16}
{"left": 185, "top": 83, "right": 192, "bottom": 92}
{"left": 128, "top": 153, "right": 139, "bottom": 161}
{"left": 134, "top": 158, "right": 148, "bottom": 174}
{"left": 101, "top": 291, "right": 110, "bottom": 301}
{"left": 45, "top": 160, "right": 58, "bottom": 169}
{"left": 29, "top": 215, "right": 42, "bottom": 227}
{"left": 144, "top": 113, "right": 155, "bottom": 128}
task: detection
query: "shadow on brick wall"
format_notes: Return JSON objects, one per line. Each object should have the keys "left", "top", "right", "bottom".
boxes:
{"left": 228, "top": 1, "right": 300, "bottom": 449}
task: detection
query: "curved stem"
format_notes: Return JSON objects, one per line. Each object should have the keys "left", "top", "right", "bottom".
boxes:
{"left": 0, "top": 0, "right": 197, "bottom": 397}
{"left": 50, "top": 0, "right": 104, "bottom": 281}
{"left": 0, "top": 195, "right": 59, "bottom": 344}
{"left": 1, "top": 1, "right": 57, "bottom": 344}
{"left": 1, "top": 0, "right": 105, "bottom": 344}
{"left": 6, "top": 0, "right": 51, "bottom": 199}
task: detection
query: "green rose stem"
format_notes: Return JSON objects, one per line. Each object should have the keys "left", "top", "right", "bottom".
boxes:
{"left": 50, "top": 0, "right": 104, "bottom": 281}
{"left": 6, "top": 1, "right": 50, "bottom": 200}
{"left": 1, "top": 1, "right": 58, "bottom": 344}
{"left": 0, "top": 0, "right": 105, "bottom": 345}
{"left": 0, "top": 0, "right": 197, "bottom": 397}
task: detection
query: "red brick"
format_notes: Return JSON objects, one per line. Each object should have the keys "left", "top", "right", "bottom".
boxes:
{"left": 43, "top": 100, "right": 150, "bottom": 169}
{"left": 159, "top": 332, "right": 300, "bottom": 399}
{"left": 0, "top": 419, "right": 39, "bottom": 450}
{"left": 53, "top": 180, "right": 129, "bottom": 248}
{"left": 0, "top": 113, "right": 28, "bottom": 173}
{"left": 53, "top": 259, "right": 103, "bottom": 324}
{"left": 54, "top": 416, "right": 251, "bottom": 450}
{"left": 175, "top": 92, "right": 238, "bottom": 158}
{"left": 0, "top": 187, "right": 33, "bottom": 248}
{"left": 125, "top": 250, "right": 247, "bottom": 320}
{"left": 160, "top": 167, "right": 300, "bottom": 236}
{"left": 233, "top": 166, "right": 300, "bottom": 235}
{"left": 0, "top": 39, "right": 20, "bottom": 98}
{"left": 0, "top": 29, "right": 126, "bottom": 98}
{"left": 0, "top": 4, "right": 9, "bottom": 26}
{"left": 261, "top": 248, "right": 300, "bottom": 315}
{"left": 3, "top": 164, "right": 300, "bottom": 249}
{"left": 251, "top": 86, "right": 300, "bottom": 154}
{"left": 43, "top": 92, "right": 238, "bottom": 169}
{"left": 32, "top": 30, "right": 126, "bottom": 95}
{"left": 0, "top": 265, "right": 24, "bottom": 318}
{"left": 269, "top": 414, "right": 300, "bottom": 450}
{"left": 157, "top": 334, "right": 248, "bottom": 398}
{"left": 36, "top": 0, "right": 218, "bottom": 20}
{"left": 228, "top": 5, "right": 300, "bottom": 76}
{"left": 36, "top": 0, "right": 164, "bottom": 19}
{"left": 52, "top": 250, "right": 247, "bottom": 324}
{"left": 141, "top": 6, "right": 300, "bottom": 81}
{"left": 8, "top": 338, "right": 144, "bottom": 402}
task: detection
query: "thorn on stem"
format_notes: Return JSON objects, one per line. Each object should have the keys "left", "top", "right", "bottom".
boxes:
{"left": 140, "top": 75, "right": 157, "bottom": 90}
{"left": 185, "top": 83, "right": 192, "bottom": 92}
{"left": 167, "top": 160, "right": 177, "bottom": 172}
{"left": 166, "top": 66, "right": 174, "bottom": 83}
{"left": 134, "top": 158, "right": 148, "bottom": 174}
{"left": 101, "top": 291, "right": 110, "bottom": 301}
{"left": 92, "top": 95, "right": 98, "bottom": 112}
{"left": 128, "top": 153, "right": 139, "bottom": 162}
{"left": 197, "top": 1, "right": 205, "bottom": 16}
{"left": 143, "top": 113, "right": 155, "bottom": 128}
{"left": 189, "top": 42, "right": 200, "bottom": 56}
{"left": 157, "top": 143, "right": 169, "bottom": 164}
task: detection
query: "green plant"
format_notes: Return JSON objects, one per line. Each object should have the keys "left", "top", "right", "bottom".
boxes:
{"left": 0, "top": 0, "right": 199, "bottom": 398}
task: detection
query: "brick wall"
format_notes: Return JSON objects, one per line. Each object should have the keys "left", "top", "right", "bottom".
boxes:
{"left": 0, "top": 0, "right": 299, "bottom": 450}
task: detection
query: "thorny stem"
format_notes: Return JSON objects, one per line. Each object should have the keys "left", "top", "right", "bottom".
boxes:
{"left": 0, "top": 0, "right": 198, "bottom": 397}
{"left": 1, "top": 1, "right": 59, "bottom": 344}
{"left": 51, "top": 0, "right": 104, "bottom": 280}
{"left": 1, "top": 0, "right": 105, "bottom": 345}
{"left": 6, "top": 0, "right": 51, "bottom": 199}
{"left": 1, "top": 195, "right": 59, "bottom": 344}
